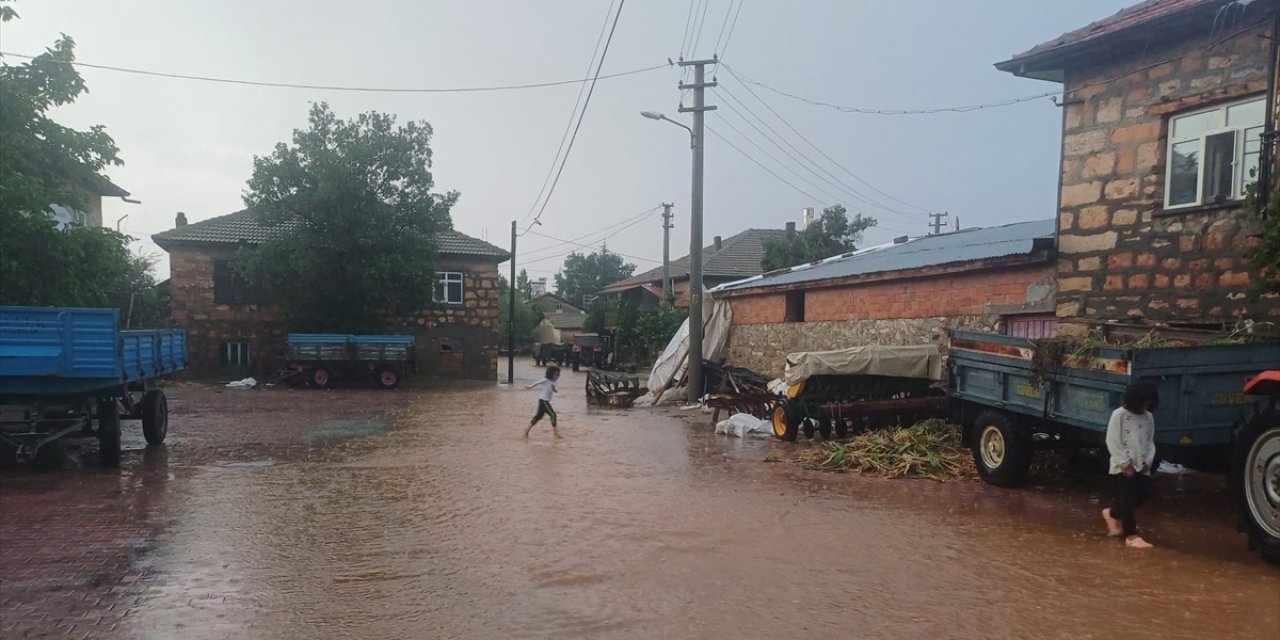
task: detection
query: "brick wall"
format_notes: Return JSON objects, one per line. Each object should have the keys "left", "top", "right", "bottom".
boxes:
{"left": 1055, "top": 20, "right": 1279, "bottom": 333}
{"left": 722, "top": 263, "right": 1055, "bottom": 376}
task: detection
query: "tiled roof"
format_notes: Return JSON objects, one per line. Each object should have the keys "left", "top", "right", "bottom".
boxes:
{"left": 602, "top": 228, "right": 789, "bottom": 292}
{"left": 152, "top": 208, "right": 509, "bottom": 260}
{"left": 995, "top": 0, "right": 1246, "bottom": 81}
{"left": 714, "top": 219, "right": 1056, "bottom": 293}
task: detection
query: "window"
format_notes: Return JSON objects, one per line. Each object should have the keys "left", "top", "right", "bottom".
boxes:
{"left": 555, "top": 302, "right": 563, "bottom": 312}
{"left": 222, "top": 341, "right": 250, "bottom": 367}
{"left": 213, "top": 261, "right": 264, "bottom": 305}
{"left": 435, "top": 272, "right": 464, "bottom": 304}
{"left": 784, "top": 291, "right": 805, "bottom": 323}
{"left": 1165, "top": 96, "right": 1265, "bottom": 209}
{"left": 1004, "top": 314, "right": 1057, "bottom": 340}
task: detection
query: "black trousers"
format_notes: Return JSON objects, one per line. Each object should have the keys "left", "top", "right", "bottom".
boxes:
{"left": 1110, "top": 473, "right": 1154, "bottom": 537}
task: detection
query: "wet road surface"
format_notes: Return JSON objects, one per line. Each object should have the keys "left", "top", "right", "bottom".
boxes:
{"left": 2, "top": 361, "right": 1278, "bottom": 639}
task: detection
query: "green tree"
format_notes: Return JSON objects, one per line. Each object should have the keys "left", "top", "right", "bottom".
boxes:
{"left": 0, "top": 4, "right": 159, "bottom": 323}
{"left": 760, "top": 204, "right": 877, "bottom": 272}
{"left": 554, "top": 248, "right": 636, "bottom": 308}
{"left": 498, "top": 269, "right": 543, "bottom": 343}
{"left": 239, "top": 103, "right": 456, "bottom": 332}
{"left": 1245, "top": 170, "right": 1280, "bottom": 299}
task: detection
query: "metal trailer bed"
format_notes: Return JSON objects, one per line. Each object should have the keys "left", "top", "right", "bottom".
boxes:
{"left": 0, "top": 306, "right": 187, "bottom": 466}
{"left": 276, "top": 333, "right": 416, "bottom": 389}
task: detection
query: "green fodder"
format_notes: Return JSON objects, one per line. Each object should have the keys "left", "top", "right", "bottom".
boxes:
{"left": 793, "top": 419, "right": 976, "bottom": 481}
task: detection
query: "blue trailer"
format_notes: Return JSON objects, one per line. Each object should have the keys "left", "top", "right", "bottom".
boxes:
{"left": 274, "top": 333, "right": 415, "bottom": 389}
{"left": 947, "top": 330, "right": 1280, "bottom": 561}
{"left": 0, "top": 306, "right": 187, "bottom": 466}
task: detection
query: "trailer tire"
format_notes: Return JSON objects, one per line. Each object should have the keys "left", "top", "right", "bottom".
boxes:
{"left": 1231, "top": 410, "right": 1280, "bottom": 564}
{"left": 97, "top": 399, "right": 121, "bottom": 467}
{"left": 801, "top": 418, "right": 816, "bottom": 439}
{"left": 816, "top": 419, "right": 833, "bottom": 440}
{"left": 310, "top": 367, "right": 333, "bottom": 389}
{"left": 834, "top": 419, "right": 849, "bottom": 439}
{"left": 772, "top": 400, "right": 800, "bottom": 442}
{"left": 971, "top": 410, "right": 1031, "bottom": 487}
{"left": 141, "top": 390, "right": 169, "bottom": 445}
{"left": 376, "top": 367, "right": 401, "bottom": 390}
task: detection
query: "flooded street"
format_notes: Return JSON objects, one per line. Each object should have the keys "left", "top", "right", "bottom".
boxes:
{"left": 2, "top": 360, "right": 1278, "bottom": 639}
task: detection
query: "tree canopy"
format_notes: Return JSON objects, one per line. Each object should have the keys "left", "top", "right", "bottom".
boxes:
{"left": 554, "top": 248, "right": 636, "bottom": 308}
{"left": 1246, "top": 171, "right": 1280, "bottom": 300}
{"left": 760, "top": 205, "right": 877, "bottom": 272}
{"left": 499, "top": 269, "right": 544, "bottom": 343}
{"left": 239, "top": 102, "right": 457, "bottom": 332}
{"left": 0, "top": 4, "right": 163, "bottom": 326}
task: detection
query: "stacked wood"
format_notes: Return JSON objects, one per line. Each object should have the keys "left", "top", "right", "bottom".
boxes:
{"left": 586, "top": 369, "right": 645, "bottom": 407}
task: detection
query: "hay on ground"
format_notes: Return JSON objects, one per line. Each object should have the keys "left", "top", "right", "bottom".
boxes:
{"left": 793, "top": 419, "right": 975, "bottom": 481}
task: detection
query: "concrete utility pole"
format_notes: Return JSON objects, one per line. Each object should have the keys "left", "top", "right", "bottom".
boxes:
{"left": 507, "top": 220, "right": 516, "bottom": 385}
{"left": 929, "top": 211, "right": 950, "bottom": 235}
{"left": 661, "top": 203, "right": 674, "bottom": 306}
{"left": 678, "top": 59, "right": 717, "bottom": 402}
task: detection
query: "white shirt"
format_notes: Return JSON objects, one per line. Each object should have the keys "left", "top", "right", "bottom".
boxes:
{"left": 1105, "top": 407, "right": 1156, "bottom": 475}
{"left": 528, "top": 378, "right": 558, "bottom": 402}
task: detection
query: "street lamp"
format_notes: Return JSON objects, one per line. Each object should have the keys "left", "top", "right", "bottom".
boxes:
{"left": 640, "top": 111, "right": 694, "bottom": 148}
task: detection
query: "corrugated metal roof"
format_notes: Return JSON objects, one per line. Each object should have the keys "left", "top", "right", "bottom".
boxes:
{"left": 714, "top": 219, "right": 1056, "bottom": 293}
{"left": 602, "top": 228, "right": 788, "bottom": 292}
{"left": 152, "top": 208, "right": 509, "bottom": 259}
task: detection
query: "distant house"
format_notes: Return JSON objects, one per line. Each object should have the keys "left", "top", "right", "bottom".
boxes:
{"left": 714, "top": 220, "right": 1057, "bottom": 377}
{"left": 48, "top": 176, "right": 131, "bottom": 229}
{"left": 531, "top": 293, "right": 586, "bottom": 345}
{"left": 996, "top": 0, "right": 1279, "bottom": 334}
{"left": 152, "top": 209, "right": 509, "bottom": 380}
{"left": 601, "top": 226, "right": 792, "bottom": 310}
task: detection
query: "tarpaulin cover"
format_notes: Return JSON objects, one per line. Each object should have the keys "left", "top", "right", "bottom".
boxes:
{"left": 783, "top": 344, "right": 942, "bottom": 385}
{"left": 645, "top": 293, "right": 733, "bottom": 396}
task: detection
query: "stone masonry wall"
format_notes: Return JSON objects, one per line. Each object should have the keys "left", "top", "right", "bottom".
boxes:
{"left": 388, "top": 257, "right": 501, "bottom": 381}
{"left": 1055, "top": 20, "right": 1278, "bottom": 334}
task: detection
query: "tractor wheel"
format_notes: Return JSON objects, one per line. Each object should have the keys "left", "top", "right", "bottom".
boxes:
{"left": 1232, "top": 409, "right": 1280, "bottom": 564}
{"left": 141, "top": 390, "right": 169, "bottom": 445}
{"left": 97, "top": 399, "right": 122, "bottom": 467}
{"left": 310, "top": 367, "right": 333, "bottom": 389}
{"left": 376, "top": 368, "right": 402, "bottom": 390}
{"left": 772, "top": 400, "right": 799, "bottom": 442}
{"left": 971, "top": 410, "right": 1032, "bottom": 487}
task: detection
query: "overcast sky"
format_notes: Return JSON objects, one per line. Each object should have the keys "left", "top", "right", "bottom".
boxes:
{"left": 2, "top": 0, "right": 1134, "bottom": 281}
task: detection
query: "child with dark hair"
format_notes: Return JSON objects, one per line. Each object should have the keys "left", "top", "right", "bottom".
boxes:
{"left": 524, "top": 366, "right": 562, "bottom": 439}
{"left": 1101, "top": 381, "right": 1160, "bottom": 548}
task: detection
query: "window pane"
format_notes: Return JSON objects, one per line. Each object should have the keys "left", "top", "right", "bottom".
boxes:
{"left": 1244, "top": 126, "right": 1262, "bottom": 154}
{"left": 1168, "top": 140, "right": 1200, "bottom": 206}
{"left": 1172, "top": 110, "right": 1218, "bottom": 138}
{"left": 448, "top": 282, "right": 463, "bottom": 303}
{"left": 1226, "top": 99, "right": 1265, "bottom": 128}
{"left": 1202, "top": 131, "right": 1234, "bottom": 202}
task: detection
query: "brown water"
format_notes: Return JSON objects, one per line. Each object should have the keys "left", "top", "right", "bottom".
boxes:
{"left": 34, "top": 363, "right": 1279, "bottom": 639}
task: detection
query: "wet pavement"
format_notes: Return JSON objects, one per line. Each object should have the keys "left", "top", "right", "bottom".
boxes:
{"left": 2, "top": 360, "right": 1278, "bottom": 639}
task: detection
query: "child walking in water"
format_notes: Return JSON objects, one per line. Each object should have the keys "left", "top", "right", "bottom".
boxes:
{"left": 1101, "top": 382, "right": 1159, "bottom": 548}
{"left": 525, "top": 366, "right": 561, "bottom": 439}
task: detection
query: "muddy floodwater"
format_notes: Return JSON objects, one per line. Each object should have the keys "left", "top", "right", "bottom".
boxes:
{"left": 2, "top": 360, "right": 1277, "bottom": 639}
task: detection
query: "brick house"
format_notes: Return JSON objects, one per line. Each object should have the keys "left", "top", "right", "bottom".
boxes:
{"left": 997, "top": 0, "right": 1279, "bottom": 335}
{"left": 48, "top": 176, "right": 131, "bottom": 229}
{"left": 714, "top": 220, "right": 1057, "bottom": 377}
{"left": 601, "top": 227, "right": 790, "bottom": 311}
{"left": 152, "top": 209, "right": 509, "bottom": 380}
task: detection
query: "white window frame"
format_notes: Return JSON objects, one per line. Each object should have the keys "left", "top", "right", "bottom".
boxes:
{"left": 1163, "top": 95, "right": 1266, "bottom": 211}
{"left": 223, "top": 341, "right": 250, "bottom": 367}
{"left": 435, "top": 272, "right": 464, "bottom": 305}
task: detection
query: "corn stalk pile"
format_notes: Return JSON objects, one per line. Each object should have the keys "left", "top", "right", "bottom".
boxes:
{"left": 793, "top": 419, "right": 975, "bottom": 481}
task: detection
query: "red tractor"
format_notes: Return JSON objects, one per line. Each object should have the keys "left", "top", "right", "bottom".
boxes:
{"left": 1234, "top": 370, "right": 1280, "bottom": 563}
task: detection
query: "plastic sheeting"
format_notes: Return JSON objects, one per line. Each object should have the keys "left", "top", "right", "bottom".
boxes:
{"left": 782, "top": 344, "right": 942, "bottom": 385}
{"left": 645, "top": 292, "right": 734, "bottom": 396}
{"left": 715, "top": 413, "right": 774, "bottom": 438}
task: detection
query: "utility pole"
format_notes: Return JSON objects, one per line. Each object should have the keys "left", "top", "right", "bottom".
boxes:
{"left": 507, "top": 220, "right": 516, "bottom": 385}
{"left": 929, "top": 211, "right": 949, "bottom": 235}
{"left": 678, "top": 59, "right": 716, "bottom": 402}
{"left": 661, "top": 202, "right": 674, "bottom": 306}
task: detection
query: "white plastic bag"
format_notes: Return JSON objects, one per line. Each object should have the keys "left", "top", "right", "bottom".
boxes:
{"left": 715, "top": 413, "right": 773, "bottom": 438}
{"left": 226, "top": 377, "right": 257, "bottom": 389}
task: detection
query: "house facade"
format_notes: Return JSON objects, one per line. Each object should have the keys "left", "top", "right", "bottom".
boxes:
{"left": 153, "top": 210, "right": 509, "bottom": 381}
{"left": 997, "top": 0, "right": 1279, "bottom": 335}
{"left": 715, "top": 220, "right": 1058, "bottom": 377}
{"left": 49, "top": 177, "right": 131, "bottom": 229}
{"left": 531, "top": 293, "right": 586, "bottom": 344}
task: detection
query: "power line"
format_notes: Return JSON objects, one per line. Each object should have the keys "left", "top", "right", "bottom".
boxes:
{"left": 520, "top": 206, "right": 661, "bottom": 259}
{"left": 523, "top": 0, "right": 627, "bottom": 231}
{"left": 525, "top": 229, "right": 658, "bottom": 264}
{"left": 705, "top": 123, "right": 830, "bottom": 205}
{"left": 689, "top": 0, "right": 713, "bottom": 58}
{"left": 716, "top": 0, "right": 744, "bottom": 63}
{"left": 712, "top": 0, "right": 738, "bottom": 57}
{"left": 680, "top": 0, "right": 701, "bottom": 60}
{"left": 0, "top": 51, "right": 663, "bottom": 94}
{"left": 712, "top": 112, "right": 846, "bottom": 204}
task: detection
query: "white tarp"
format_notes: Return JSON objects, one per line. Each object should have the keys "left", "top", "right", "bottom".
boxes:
{"left": 645, "top": 292, "right": 734, "bottom": 396}
{"left": 715, "top": 413, "right": 774, "bottom": 438}
{"left": 783, "top": 344, "right": 943, "bottom": 385}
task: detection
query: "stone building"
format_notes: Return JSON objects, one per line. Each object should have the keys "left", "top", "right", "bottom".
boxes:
{"left": 153, "top": 210, "right": 509, "bottom": 380}
{"left": 997, "top": 0, "right": 1279, "bottom": 335}
{"left": 714, "top": 220, "right": 1057, "bottom": 377}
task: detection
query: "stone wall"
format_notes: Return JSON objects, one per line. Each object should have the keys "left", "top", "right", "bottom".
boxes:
{"left": 388, "top": 257, "right": 502, "bottom": 381}
{"left": 1055, "top": 20, "right": 1279, "bottom": 334}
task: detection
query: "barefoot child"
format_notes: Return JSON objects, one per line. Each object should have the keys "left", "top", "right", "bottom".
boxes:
{"left": 525, "top": 366, "right": 562, "bottom": 438}
{"left": 1101, "top": 382, "right": 1159, "bottom": 548}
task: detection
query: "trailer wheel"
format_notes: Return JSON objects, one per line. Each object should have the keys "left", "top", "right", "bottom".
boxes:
{"left": 97, "top": 399, "right": 121, "bottom": 467}
{"left": 971, "top": 410, "right": 1031, "bottom": 487}
{"left": 772, "top": 400, "right": 800, "bottom": 442}
{"left": 801, "top": 418, "right": 816, "bottom": 439}
{"left": 376, "top": 368, "right": 401, "bottom": 390}
{"left": 310, "top": 367, "right": 332, "bottom": 389}
{"left": 1232, "top": 410, "right": 1280, "bottom": 564}
{"left": 834, "top": 419, "right": 849, "bottom": 439}
{"left": 141, "top": 390, "right": 169, "bottom": 445}
{"left": 817, "top": 419, "right": 833, "bottom": 440}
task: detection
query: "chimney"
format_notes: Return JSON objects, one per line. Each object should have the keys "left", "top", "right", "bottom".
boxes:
{"left": 175, "top": 212, "right": 188, "bottom": 227}
{"left": 802, "top": 207, "right": 815, "bottom": 229}
{"left": 786, "top": 221, "right": 796, "bottom": 238}
{"left": 713, "top": 235, "right": 722, "bottom": 251}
